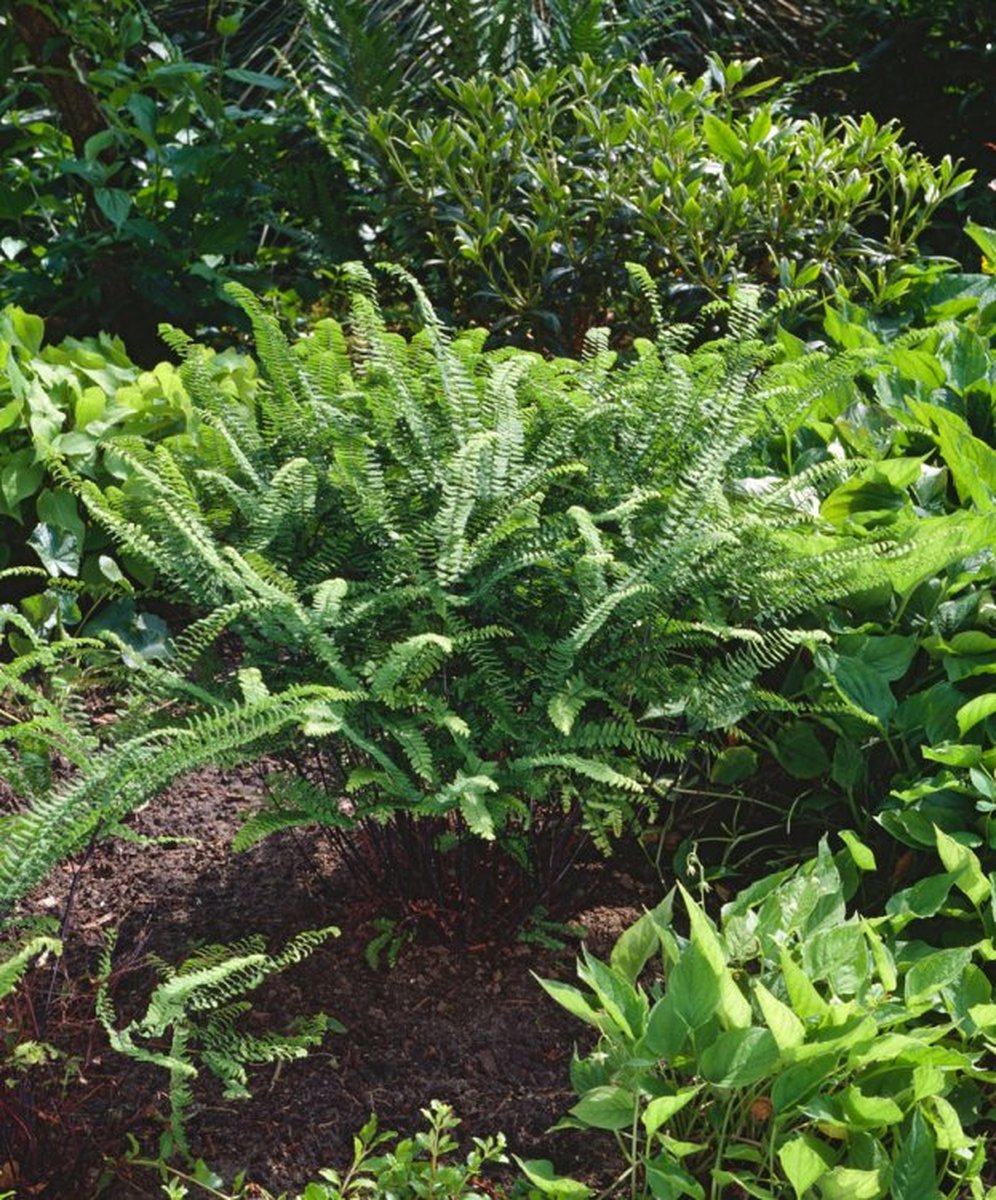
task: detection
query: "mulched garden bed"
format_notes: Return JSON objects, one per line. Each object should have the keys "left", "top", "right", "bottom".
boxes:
{"left": 3, "top": 764, "right": 666, "bottom": 1198}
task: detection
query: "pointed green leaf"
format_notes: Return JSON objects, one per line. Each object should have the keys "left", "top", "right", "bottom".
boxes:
{"left": 905, "top": 947, "right": 973, "bottom": 1006}
{"left": 680, "top": 885, "right": 751, "bottom": 1029}
{"left": 934, "top": 826, "right": 990, "bottom": 905}
{"left": 891, "top": 1110, "right": 939, "bottom": 1200}
{"left": 754, "top": 981, "right": 804, "bottom": 1050}
{"left": 642, "top": 1087, "right": 701, "bottom": 1137}
{"left": 569, "top": 1085, "right": 637, "bottom": 1131}
{"left": 513, "top": 1159, "right": 592, "bottom": 1199}
{"left": 702, "top": 114, "right": 745, "bottom": 164}
{"left": 956, "top": 693, "right": 996, "bottom": 736}
{"left": 777, "top": 1135, "right": 832, "bottom": 1199}
{"left": 699, "top": 1026, "right": 779, "bottom": 1088}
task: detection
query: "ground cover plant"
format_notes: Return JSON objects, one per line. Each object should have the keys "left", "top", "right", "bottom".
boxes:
{"left": 534, "top": 837, "right": 996, "bottom": 1199}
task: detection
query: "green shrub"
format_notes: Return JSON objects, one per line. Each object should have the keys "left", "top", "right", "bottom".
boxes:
{"left": 0, "top": 267, "right": 928, "bottom": 915}
{"left": 0, "top": 302, "right": 258, "bottom": 651}
{"left": 361, "top": 57, "right": 972, "bottom": 348}
{"left": 531, "top": 836, "right": 995, "bottom": 1199}
{"left": 679, "top": 262, "right": 996, "bottom": 926}
{"left": 0, "top": 3, "right": 355, "bottom": 354}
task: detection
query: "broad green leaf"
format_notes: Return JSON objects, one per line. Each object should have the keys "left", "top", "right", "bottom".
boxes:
{"left": 771, "top": 1056, "right": 836, "bottom": 1113}
{"left": 709, "top": 1169, "right": 775, "bottom": 1199}
{"left": 825, "top": 655, "right": 895, "bottom": 726}
{"left": 224, "top": 67, "right": 288, "bottom": 90}
{"left": 926, "top": 1095, "right": 972, "bottom": 1152}
{"left": 936, "top": 326, "right": 988, "bottom": 393}
{"left": 966, "top": 1002, "right": 996, "bottom": 1033}
{"left": 861, "top": 921, "right": 896, "bottom": 992}
{"left": 779, "top": 949, "right": 827, "bottom": 1020}
{"left": 642, "top": 1087, "right": 701, "bottom": 1136}
{"left": 774, "top": 722, "right": 829, "bottom": 779}
{"left": 647, "top": 1158, "right": 705, "bottom": 1200}
{"left": 839, "top": 831, "right": 876, "bottom": 872}
{"left": 820, "top": 465, "right": 914, "bottom": 525}
{"left": 699, "top": 1026, "right": 779, "bottom": 1088}
{"left": 578, "top": 949, "right": 646, "bottom": 1040}
{"left": 36, "top": 488, "right": 85, "bottom": 545}
{"left": 514, "top": 1158, "right": 592, "bottom": 1199}
{"left": 98, "top": 555, "right": 127, "bottom": 586}
{"left": 0, "top": 398, "right": 21, "bottom": 432}
{"left": 778, "top": 1135, "right": 832, "bottom": 1199}
{"left": 934, "top": 826, "right": 990, "bottom": 905}
{"left": 886, "top": 873, "right": 954, "bottom": 919}
{"left": 787, "top": 1017, "right": 873, "bottom": 1065}
{"left": 956, "top": 694, "right": 996, "bottom": 737}
{"left": 611, "top": 900, "right": 669, "bottom": 984}
{"left": 908, "top": 399, "right": 996, "bottom": 510}
{"left": 754, "top": 981, "right": 804, "bottom": 1050}
{"left": 680, "top": 886, "right": 752, "bottom": 1029}
{"left": 816, "top": 1165, "right": 886, "bottom": 1200}
{"left": 1, "top": 452, "right": 44, "bottom": 512}
{"left": 669, "top": 943, "right": 721, "bottom": 1029}
{"left": 534, "top": 976, "right": 603, "bottom": 1030}
{"left": 841, "top": 1085, "right": 904, "bottom": 1128}
{"left": 27, "top": 522, "right": 80, "bottom": 577}
{"left": 875, "top": 512, "right": 996, "bottom": 597}
{"left": 890, "top": 349, "right": 945, "bottom": 387}
{"left": 921, "top": 742, "right": 982, "bottom": 768}
{"left": 911, "top": 1063, "right": 945, "bottom": 1102}
{"left": 905, "top": 947, "right": 973, "bottom": 1006}
{"left": 8, "top": 308, "right": 44, "bottom": 353}
{"left": 965, "top": 221, "right": 996, "bottom": 270}
{"left": 702, "top": 114, "right": 745, "bottom": 164}
{"left": 569, "top": 1085, "right": 636, "bottom": 1131}
{"left": 891, "top": 1111, "right": 939, "bottom": 1200}
{"left": 126, "top": 93, "right": 157, "bottom": 139}
{"left": 710, "top": 745, "right": 758, "bottom": 783}
{"left": 849, "top": 634, "right": 917, "bottom": 681}
{"left": 94, "top": 186, "right": 132, "bottom": 231}
{"left": 643, "top": 992, "right": 689, "bottom": 1059}
{"left": 802, "top": 924, "right": 869, "bottom": 996}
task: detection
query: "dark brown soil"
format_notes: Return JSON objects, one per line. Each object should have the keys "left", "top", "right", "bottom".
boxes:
{"left": 2, "top": 765, "right": 664, "bottom": 1199}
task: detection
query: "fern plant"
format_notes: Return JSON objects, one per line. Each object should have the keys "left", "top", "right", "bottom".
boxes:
{"left": 2, "top": 266, "right": 983, "bottom": 922}
{"left": 96, "top": 925, "right": 341, "bottom": 1163}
